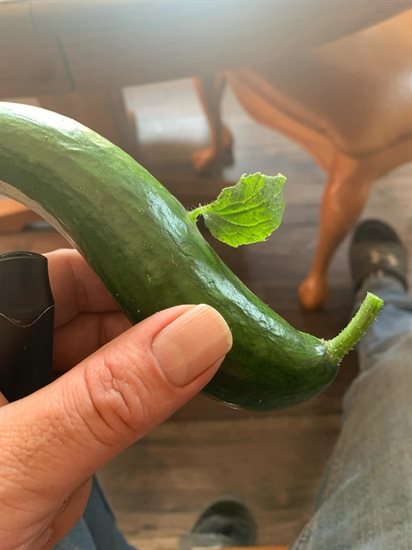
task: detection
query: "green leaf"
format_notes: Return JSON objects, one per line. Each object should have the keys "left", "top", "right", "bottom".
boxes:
{"left": 189, "top": 172, "right": 287, "bottom": 247}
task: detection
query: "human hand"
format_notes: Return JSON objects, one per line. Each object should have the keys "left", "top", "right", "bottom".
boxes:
{"left": 0, "top": 249, "right": 232, "bottom": 549}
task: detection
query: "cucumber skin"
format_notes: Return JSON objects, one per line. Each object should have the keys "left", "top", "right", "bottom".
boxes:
{"left": 0, "top": 103, "right": 337, "bottom": 411}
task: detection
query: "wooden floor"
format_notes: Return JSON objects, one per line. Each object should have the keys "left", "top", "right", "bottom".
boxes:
{"left": 1, "top": 79, "right": 411, "bottom": 549}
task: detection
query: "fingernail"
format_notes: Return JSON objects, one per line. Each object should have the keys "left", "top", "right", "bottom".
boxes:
{"left": 152, "top": 304, "right": 232, "bottom": 386}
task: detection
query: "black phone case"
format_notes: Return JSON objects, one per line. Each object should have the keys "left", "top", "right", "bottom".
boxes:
{"left": 0, "top": 251, "right": 54, "bottom": 401}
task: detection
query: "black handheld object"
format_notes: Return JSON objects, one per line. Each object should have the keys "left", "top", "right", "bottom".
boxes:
{"left": 0, "top": 251, "right": 54, "bottom": 402}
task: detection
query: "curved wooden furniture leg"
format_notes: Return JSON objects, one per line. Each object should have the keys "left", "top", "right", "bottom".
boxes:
{"left": 298, "top": 156, "right": 374, "bottom": 310}
{"left": 192, "top": 74, "right": 233, "bottom": 174}
{"left": 38, "top": 90, "right": 138, "bottom": 158}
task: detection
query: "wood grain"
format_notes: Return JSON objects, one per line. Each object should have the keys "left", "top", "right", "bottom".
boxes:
{"left": 99, "top": 415, "right": 341, "bottom": 548}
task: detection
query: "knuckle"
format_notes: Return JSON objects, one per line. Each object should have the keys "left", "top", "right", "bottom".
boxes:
{"left": 83, "top": 349, "right": 155, "bottom": 442}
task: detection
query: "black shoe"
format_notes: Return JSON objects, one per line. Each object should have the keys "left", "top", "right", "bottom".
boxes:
{"left": 349, "top": 219, "right": 408, "bottom": 291}
{"left": 181, "top": 497, "right": 257, "bottom": 548}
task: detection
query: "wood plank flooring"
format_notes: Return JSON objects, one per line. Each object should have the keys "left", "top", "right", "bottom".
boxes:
{"left": 1, "top": 79, "right": 411, "bottom": 548}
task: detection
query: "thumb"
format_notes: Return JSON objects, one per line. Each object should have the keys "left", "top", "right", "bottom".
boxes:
{"left": 0, "top": 304, "right": 232, "bottom": 499}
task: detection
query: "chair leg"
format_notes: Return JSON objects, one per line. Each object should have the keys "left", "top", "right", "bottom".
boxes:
{"left": 192, "top": 74, "right": 233, "bottom": 174}
{"left": 38, "top": 90, "right": 138, "bottom": 158}
{"left": 0, "top": 198, "right": 40, "bottom": 232}
{"left": 298, "top": 156, "right": 374, "bottom": 310}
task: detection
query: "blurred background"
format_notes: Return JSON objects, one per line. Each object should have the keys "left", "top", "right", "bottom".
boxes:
{"left": 1, "top": 1, "right": 411, "bottom": 548}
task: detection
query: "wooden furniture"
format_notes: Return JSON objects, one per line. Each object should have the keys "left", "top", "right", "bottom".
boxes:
{"left": 193, "top": 9, "right": 412, "bottom": 308}
{"left": 1, "top": 1, "right": 403, "bottom": 97}
{"left": 0, "top": 1, "right": 406, "bottom": 230}
{"left": 1, "top": 2, "right": 410, "bottom": 309}
{"left": 0, "top": 198, "right": 40, "bottom": 232}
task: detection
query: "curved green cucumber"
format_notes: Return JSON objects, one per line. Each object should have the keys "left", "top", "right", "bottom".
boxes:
{"left": 0, "top": 103, "right": 382, "bottom": 411}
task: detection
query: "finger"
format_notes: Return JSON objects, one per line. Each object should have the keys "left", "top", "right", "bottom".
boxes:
{"left": 0, "top": 392, "right": 8, "bottom": 407}
{"left": 0, "top": 304, "right": 232, "bottom": 502}
{"left": 46, "top": 249, "right": 121, "bottom": 327}
{"left": 53, "top": 311, "right": 132, "bottom": 372}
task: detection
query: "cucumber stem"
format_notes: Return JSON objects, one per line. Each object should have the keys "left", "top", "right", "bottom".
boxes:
{"left": 326, "top": 292, "right": 384, "bottom": 365}
{"left": 188, "top": 204, "right": 209, "bottom": 223}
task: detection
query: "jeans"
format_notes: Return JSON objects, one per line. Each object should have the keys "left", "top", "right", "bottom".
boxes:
{"left": 57, "top": 275, "right": 412, "bottom": 550}
{"left": 54, "top": 477, "right": 134, "bottom": 550}
{"left": 292, "top": 275, "right": 412, "bottom": 550}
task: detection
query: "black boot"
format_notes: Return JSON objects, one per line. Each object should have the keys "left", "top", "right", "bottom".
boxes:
{"left": 179, "top": 497, "right": 257, "bottom": 549}
{"left": 349, "top": 219, "right": 408, "bottom": 291}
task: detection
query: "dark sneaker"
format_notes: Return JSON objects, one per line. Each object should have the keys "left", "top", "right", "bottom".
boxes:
{"left": 350, "top": 219, "right": 408, "bottom": 291}
{"left": 180, "top": 497, "right": 257, "bottom": 548}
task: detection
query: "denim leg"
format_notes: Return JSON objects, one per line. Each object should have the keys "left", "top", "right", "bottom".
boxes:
{"left": 292, "top": 276, "right": 412, "bottom": 550}
{"left": 53, "top": 519, "right": 97, "bottom": 550}
{"left": 354, "top": 275, "right": 412, "bottom": 372}
{"left": 54, "top": 477, "right": 136, "bottom": 550}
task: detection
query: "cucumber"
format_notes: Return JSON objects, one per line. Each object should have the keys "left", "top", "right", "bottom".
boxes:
{"left": 0, "top": 103, "right": 382, "bottom": 411}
